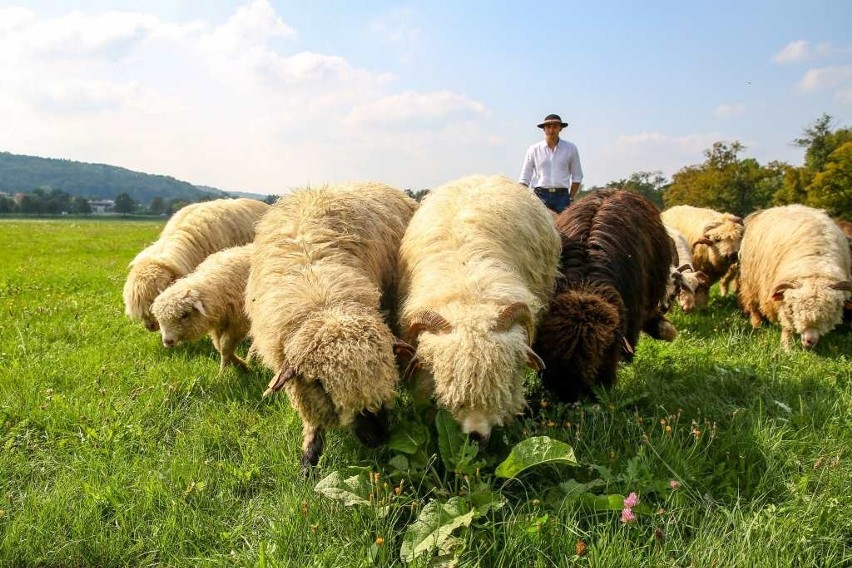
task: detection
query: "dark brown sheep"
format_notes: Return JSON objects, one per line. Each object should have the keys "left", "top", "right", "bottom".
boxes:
{"left": 534, "top": 189, "right": 676, "bottom": 402}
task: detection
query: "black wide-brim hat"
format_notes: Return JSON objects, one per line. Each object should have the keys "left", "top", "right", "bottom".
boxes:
{"left": 537, "top": 113, "right": 568, "bottom": 128}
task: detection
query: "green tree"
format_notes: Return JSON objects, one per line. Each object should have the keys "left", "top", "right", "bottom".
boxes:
{"left": 794, "top": 113, "right": 852, "bottom": 172}
{"left": 805, "top": 141, "right": 852, "bottom": 220}
{"left": 664, "top": 141, "right": 777, "bottom": 215}
{"left": 149, "top": 196, "right": 165, "bottom": 216}
{"left": 19, "top": 194, "right": 42, "bottom": 214}
{"left": 114, "top": 192, "right": 137, "bottom": 215}
{"left": 72, "top": 196, "right": 92, "bottom": 214}
{"left": 0, "top": 196, "right": 16, "bottom": 213}
{"left": 168, "top": 199, "right": 190, "bottom": 216}
{"left": 773, "top": 164, "right": 810, "bottom": 206}
{"left": 607, "top": 171, "right": 668, "bottom": 208}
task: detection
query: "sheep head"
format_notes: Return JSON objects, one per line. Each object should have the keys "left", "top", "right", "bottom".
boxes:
{"left": 279, "top": 304, "right": 398, "bottom": 444}
{"left": 771, "top": 278, "right": 852, "bottom": 349}
{"left": 692, "top": 219, "right": 744, "bottom": 270}
{"left": 404, "top": 302, "right": 543, "bottom": 441}
{"left": 150, "top": 286, "right": 211, "bottom": 347}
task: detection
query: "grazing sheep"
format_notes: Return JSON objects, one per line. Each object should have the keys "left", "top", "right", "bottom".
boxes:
{"left": 246, "top": 183, "right": 417, "bottom": 471}
{"left": 661, "top": 205, "right": 744, "bottom": 295}
{"left": 738, "top": 205, "right": 852, "bottom": 350}
{"left": 123, "top": 198, "right": 269, "bottom": 332}
{"left": 664, "top": 225, "right": 710, "bottom": 313}
{"left": 535, "top": 189, "right": 676, "bottom": 402}
{"left": 150, "top": 244, "right": 253, "bottom": 372}
{"left": 398, "top": 174, "right": 560, "bottom": 441}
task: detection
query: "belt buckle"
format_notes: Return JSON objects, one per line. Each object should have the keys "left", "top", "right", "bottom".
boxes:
{"left": 549, "top": 188, "right": 557, "bottom": 193}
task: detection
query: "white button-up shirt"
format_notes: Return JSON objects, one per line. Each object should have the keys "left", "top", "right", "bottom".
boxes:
{"left": 519, "top": 138, "right": 583, "bottom": 189}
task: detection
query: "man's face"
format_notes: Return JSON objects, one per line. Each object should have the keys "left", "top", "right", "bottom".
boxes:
{"left": 543, "top": 123, "right": 562, "bottom": 140}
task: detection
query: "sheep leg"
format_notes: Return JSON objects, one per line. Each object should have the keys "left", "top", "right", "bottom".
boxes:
{"left": 780, "top": 328, "right": 793, "bottom": 352}
{"left": 217, "top": 330, "right": 249, "bottom": 373}
{"left": 749, "top": 311, "right": 762, "bottom": 328}
{"left": 642, "top": 313, "right": 677, "bottom": 342}
{"left": 300, "top": 424, "right": 325, "bottom": 476}
{"left": 719, "top": 264, "right": 738, "bottom": 296}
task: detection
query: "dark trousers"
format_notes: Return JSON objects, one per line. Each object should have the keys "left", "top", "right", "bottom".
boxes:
{"left": 534, "top": 188, "right": 571, "bottom": 213}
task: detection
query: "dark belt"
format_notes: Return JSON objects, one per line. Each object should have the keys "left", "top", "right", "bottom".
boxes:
{"left": 535, "top": 187, "right": 568, "bottom": 194}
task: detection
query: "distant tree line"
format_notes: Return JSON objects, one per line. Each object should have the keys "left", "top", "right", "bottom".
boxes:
{"left": 588, "top": 113, "right": 851, "bottom": 221}
{"left": 0, "top": 151, "right": 229, "bottom": 205}
{"left": 0, "top": 188, "right": 218, "bottom": 216}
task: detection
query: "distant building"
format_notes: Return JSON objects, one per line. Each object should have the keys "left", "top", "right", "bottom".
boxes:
{"left": 89, "top": 199, "right": 115, "bottom": 214}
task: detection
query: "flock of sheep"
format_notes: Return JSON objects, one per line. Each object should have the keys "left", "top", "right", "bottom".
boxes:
{"left": 122, "top": 175, "right": 852, "bottom": 472}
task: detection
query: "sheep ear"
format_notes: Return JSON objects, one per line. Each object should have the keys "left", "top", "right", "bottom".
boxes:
{"left": 393, "top": 339, "right": 416, "bottom": 359}
{"left": 695, "top": 271, "right": 710, "bottom": 285}
{"left": 525, "top": 346, "right": 545, "bottom": 371}
{"left": 193, "top": 299, "right": 207, "bottom": 317}
{"left": 693, "top": 238, "right": 714, "bottom": 248}
{"left": 829, "top": 280, "right": 852, "bottom": 292}
{"left": 770, "top": 281, "right": 798, "bottom": 301}
{"left": 263, "top": 367, "right": 297, "bottom": 397}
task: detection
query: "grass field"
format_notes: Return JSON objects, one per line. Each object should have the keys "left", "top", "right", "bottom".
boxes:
{"left": 1, "top": 219, "right": 850, "bottom": 567}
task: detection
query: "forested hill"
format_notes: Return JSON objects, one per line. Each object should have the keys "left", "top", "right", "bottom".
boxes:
{"left": 0, "top": 151, "right": 259, "bottom": 205}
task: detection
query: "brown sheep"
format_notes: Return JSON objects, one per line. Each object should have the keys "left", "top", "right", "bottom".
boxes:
{"left": 535, "top": 189, "right": 676, "bottom": 402}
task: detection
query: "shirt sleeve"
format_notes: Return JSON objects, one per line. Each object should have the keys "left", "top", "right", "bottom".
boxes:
{"left": 569, "top": 145, "right": 583, "bottom": 184}
{"left": 519, "top": 146, "right": 534, "bottom": 186}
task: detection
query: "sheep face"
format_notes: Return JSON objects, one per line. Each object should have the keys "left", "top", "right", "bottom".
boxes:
{"left": 124, "top": 259, "right": 178, "bottom": 332}
{"left": 150, "top": 288, "right": 211, "bottom": 347}
{"left": 678, "top": 272, "right": 710, "bottom": 313}
{"left": 772, "top": 278, "right": 852, "bottom": 350}
{"left": 408, "top": 303, "right": 541, "bottom": 441}
{"left": 285, "top": 306, "right": 398, "bottom": 445}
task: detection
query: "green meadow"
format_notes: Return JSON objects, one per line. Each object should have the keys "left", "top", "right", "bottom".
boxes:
{"left": 1, "top": 219, "right": 850, "bottom": 567}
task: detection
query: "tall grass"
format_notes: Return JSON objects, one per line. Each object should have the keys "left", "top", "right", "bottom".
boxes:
{"left": 1, "top": 219, "right": 850, "bottom": 567}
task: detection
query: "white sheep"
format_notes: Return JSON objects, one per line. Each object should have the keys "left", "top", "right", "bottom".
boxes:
{"left": 246, "top": 182, "right": 417, "bottom": 471}
{"left": 398, "top": 174, "right": 561, "bottom": 441}
{"left": 150, "top": 244, "right": 253, "bottom": 372}
{"left": 664, "top": 225, "right": 710, "bottom": 313}
{"left": 661, "top": 205, "right": 744, "bottom": 296}
{"left": 123, "top": 198, "right": 269, "bottom": 332}
{"left": 738, "top": 204, "right": 852, "bottom": 350}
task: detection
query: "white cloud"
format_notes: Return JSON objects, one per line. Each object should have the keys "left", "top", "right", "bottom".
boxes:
{"left": 772, "top": 40, "right": 852, "bottom": 64}
{"left": 796, "top": 65, "right": 852, "bottom": 92}
{"left": 714, "top": 103, "right": 747, "bottom": 118}
{"left": 0, "top": 1, "right": 491, "bottom": 194}
{"left": 0, "top": 6, "right": 35, "bottom": 31}
{"left": 346, "top": 90, "right": 489, "bottom": 128}
{"left": 198, "top": 0, "right": 294, "bottom": 54}
{"left": 772, "top": 40, "right": 811, "bottom": 64}
{"left": 371, "top": 7, "right": 422, "bottom": 65}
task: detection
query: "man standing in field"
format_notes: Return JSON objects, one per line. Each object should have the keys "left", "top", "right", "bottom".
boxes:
{"left": 519, "top": 113, "right": 584, "bottom": 214}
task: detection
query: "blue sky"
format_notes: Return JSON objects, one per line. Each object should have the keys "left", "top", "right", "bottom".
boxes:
{"left": 1, "top": 1, "right": 850, "bottom": 195}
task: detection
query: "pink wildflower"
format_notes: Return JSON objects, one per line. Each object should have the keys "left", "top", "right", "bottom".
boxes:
{"left": 620, "top": 507, "right": 636, "bottom": 524}
{"left": 670, "top": 479, "right": 680, "bottom": 490}
{"left": 623, "top": 492, "right": 639, "bottom": 508}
